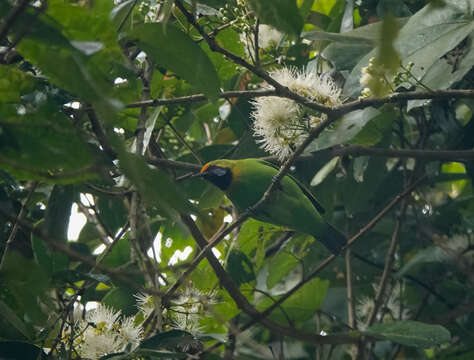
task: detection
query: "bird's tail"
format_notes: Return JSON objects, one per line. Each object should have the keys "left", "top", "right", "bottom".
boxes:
{"left": 320, "top": 223, "right": 347, "bottom": 255}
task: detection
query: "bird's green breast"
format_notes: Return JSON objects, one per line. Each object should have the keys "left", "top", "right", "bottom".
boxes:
{"left": 224, "top": 159, "right": 326, "bottom": 237}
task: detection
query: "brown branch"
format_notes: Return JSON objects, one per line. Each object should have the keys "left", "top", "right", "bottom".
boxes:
{"left": 124, "top": 87, "right": 474, "bottom": 118}
{"left": 334, "top": 89, "right": 474, "bottom": 116}
{"left": 0, "top": 0, "right": 31, "bottom": 42}
{"left": 345, "top": 249, "right": 356, "bottom": 330}
{"left": 327, "top": 145, "right": 474, "bottom": 161}
{"left": 125, "top": 89, "right": 277, "bottom": 109}
{"left": 0, "top": 181, "right": 37, "bottom": 271}
{"left": 366, "top": 199, "right": 407, "bottom": 326}
{"left": 146, "top": 156, "right": 201, "bottom": 171}
{"left": 87, "top": 109, "right": 117, "bottom": 158}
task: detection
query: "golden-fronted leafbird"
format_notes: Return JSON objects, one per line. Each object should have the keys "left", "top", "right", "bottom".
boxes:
{"left": 197, "top": 158, "right": 347, "bottom": 254}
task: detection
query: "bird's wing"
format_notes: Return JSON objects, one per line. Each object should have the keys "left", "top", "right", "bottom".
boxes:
{"left": 257, "top": 159, "right": 326, "bottom": 214}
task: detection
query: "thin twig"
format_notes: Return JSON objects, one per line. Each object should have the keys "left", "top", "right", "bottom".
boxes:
{"left": 0, "top": 181, "right": 38, "bottom": 271}
{"left": 168, "top": 122, "right": 203, "bottom": 164}
{"left": 345, "top": 248, "right": 356, "bottom": 329}
{"left": 0, "top": 0, "right": 31, "bottom": 42}
{"left": 366, "top": 200, "right": 408, "bottom": 326}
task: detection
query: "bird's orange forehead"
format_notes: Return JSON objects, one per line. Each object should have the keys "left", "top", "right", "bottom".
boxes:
{"left": 200, "top": 163, "right": 211, "bottom": 173}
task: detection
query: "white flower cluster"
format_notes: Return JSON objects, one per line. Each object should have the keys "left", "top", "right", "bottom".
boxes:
{"left": 251, "top": 67, "right": 341, "bottom": 160}
{"left": 356, "top": 282, "right": 410, "bottom": 330}
{"left": 360, "top": 57, "right": 395, "bottom": 98}
{"left": 63, "top": 304, "right": 143, "bottom": 359}
{"left": 240, "top": 24, "right": 283, "bottom": 60}
{"left": 170, "top": 288, "right": 215, "bottom": 335}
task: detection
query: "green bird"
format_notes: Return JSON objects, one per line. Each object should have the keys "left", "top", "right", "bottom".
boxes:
{"left": 196, "top": 158, "right": 347, "bottom": 255}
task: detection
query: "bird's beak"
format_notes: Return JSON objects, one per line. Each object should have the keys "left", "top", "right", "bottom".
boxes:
{"left": 190, "top": 171, "right": 206, "bottom": 178}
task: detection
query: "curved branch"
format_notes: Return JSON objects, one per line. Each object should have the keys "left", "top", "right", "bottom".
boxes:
{"left": 335, "top": 89, "right": 474, "bottom": 116}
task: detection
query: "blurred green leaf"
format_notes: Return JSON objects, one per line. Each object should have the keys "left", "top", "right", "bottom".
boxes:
{"left": 266, "top": 250, "right": 299, "bottom": 289}
{"left": 396, "top": 246, "right": 450, "bottom": 277}
{"left": 102, "top": 237, "right": 131, "bottom": 268}
{"left": 102, "top": 287, "right": 137, "bottom": 316}
{"left": 362, "top": 321, "right": 451, "bottom": 347}
{"left": 258, "top": 277, "right": 329, "bottom": 322}
{"left": 118, "top": 151, "right": 194, "bottom": 219}
{"left": 0, "top": 251, "right": 50, "bottom": 325}
{"left": 344, "top": 0, "right": 474, "bottom": 97}
{"left": 248, "top": 0, "right": 303, "bottom": 36}
{"left": 129, "top": 23, "right": 220, "bottom": 100}
{"left": 0, "top": 104, "right": 97, "bottom": 183}
{"left": 225, "top": 250, "right": 255, "bottom": 287}
{"left": 307, "top": 107, "right": 381, "bottom": 151}
{"left": 0, "top": 301, "right": 32, "bottom": 340}
{"left": 97, "top": 196, "right": 128, "bottom": 235}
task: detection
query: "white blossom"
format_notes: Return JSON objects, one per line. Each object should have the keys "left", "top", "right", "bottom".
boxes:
{"left": 356, "top": 282, "right": 410, "bottom": 330}
{"left": 120, "top": 316, "right": 143, "bottom": 349}
{"left": 251, "top": 67, "right": 341, "bottom": 160}
{"left": 258, "top": 24, "right": 284, "bottom": 49}
{"left": 85, "top": 304, "right": 121, "bottom": 332}
{"left": 240, "top": 24, "right": 283, "bottom": 59}
{"left": 63, "top": 304, "right": 143, "bottom": 359}
{"left": 80, "top": 327, "right": 123, "bottom": 359}
{"left": 270, "top": 67, "right": 341, "bottom": 105}
{"left": 135, "top": 292, "right": 154, "bottom": 317}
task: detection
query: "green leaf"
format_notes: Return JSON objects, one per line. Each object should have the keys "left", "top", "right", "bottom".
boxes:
{"left": 118, "top": 151, "right": 194, "bottom": 219}
{"left": 344, "top": 0, "right": 474, "bottom": 97}
{"left": 140, "top": 330, "right": 196, "bottom": 350}
{"left": 0, "top": 301, "right": 32, "bottom": 340}
{"left": 102, "top": 237, "right": 131, "bottom": 268}
{"left": 362, "top": 320, "right": 451, "bottom": 348}
{"left": 102, "top": 287, "right": 137, "bottom": 316}
{"left": 306, "top": 107, "right": 381, "bottom": 151}
{"left": 0, "top": 341, "right": 46, "bottom": 360}
{"left": 97, "top": 196, "right": 128, "bottom": 235}
{"left": 248, "top": 0, "right": 304, "bottom": 36}
{"left": 266, "top": 250, "right": 299, "bottom": 289}
{"left": 396, "top": 246, "right": 451, "bottom": 277}
{"left": 0, "top": 104, "right": 97, "bottom": 183}
{"left": 0, "top": 66, "right": 37, "bottom": 103}
{"left": 129, "top": 23, "right": 220, "bottom": 100}
{"left": 408, "top": 35, "right": 474, "bottom": 110}
{"left": 350, "top": 107, "right": 395, "bottom": 146}
{"left": 225, "top": 250, "right": 255, "bottom": 287}
{"left": 258, "top": 277, "right": 329, "bottom": 322}
{"left": 44, "top": 185, "right": 74, "bottom": 242}
{"left": 0, "top": 251, "right": 50, "bottom": 325}
{"left": 237, "top": 219, "right": 280, "bottom": 270}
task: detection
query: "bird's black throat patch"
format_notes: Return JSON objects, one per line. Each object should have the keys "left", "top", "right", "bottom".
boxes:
{"left": 202, "top": 165, "right": 232, "bottom": 191}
